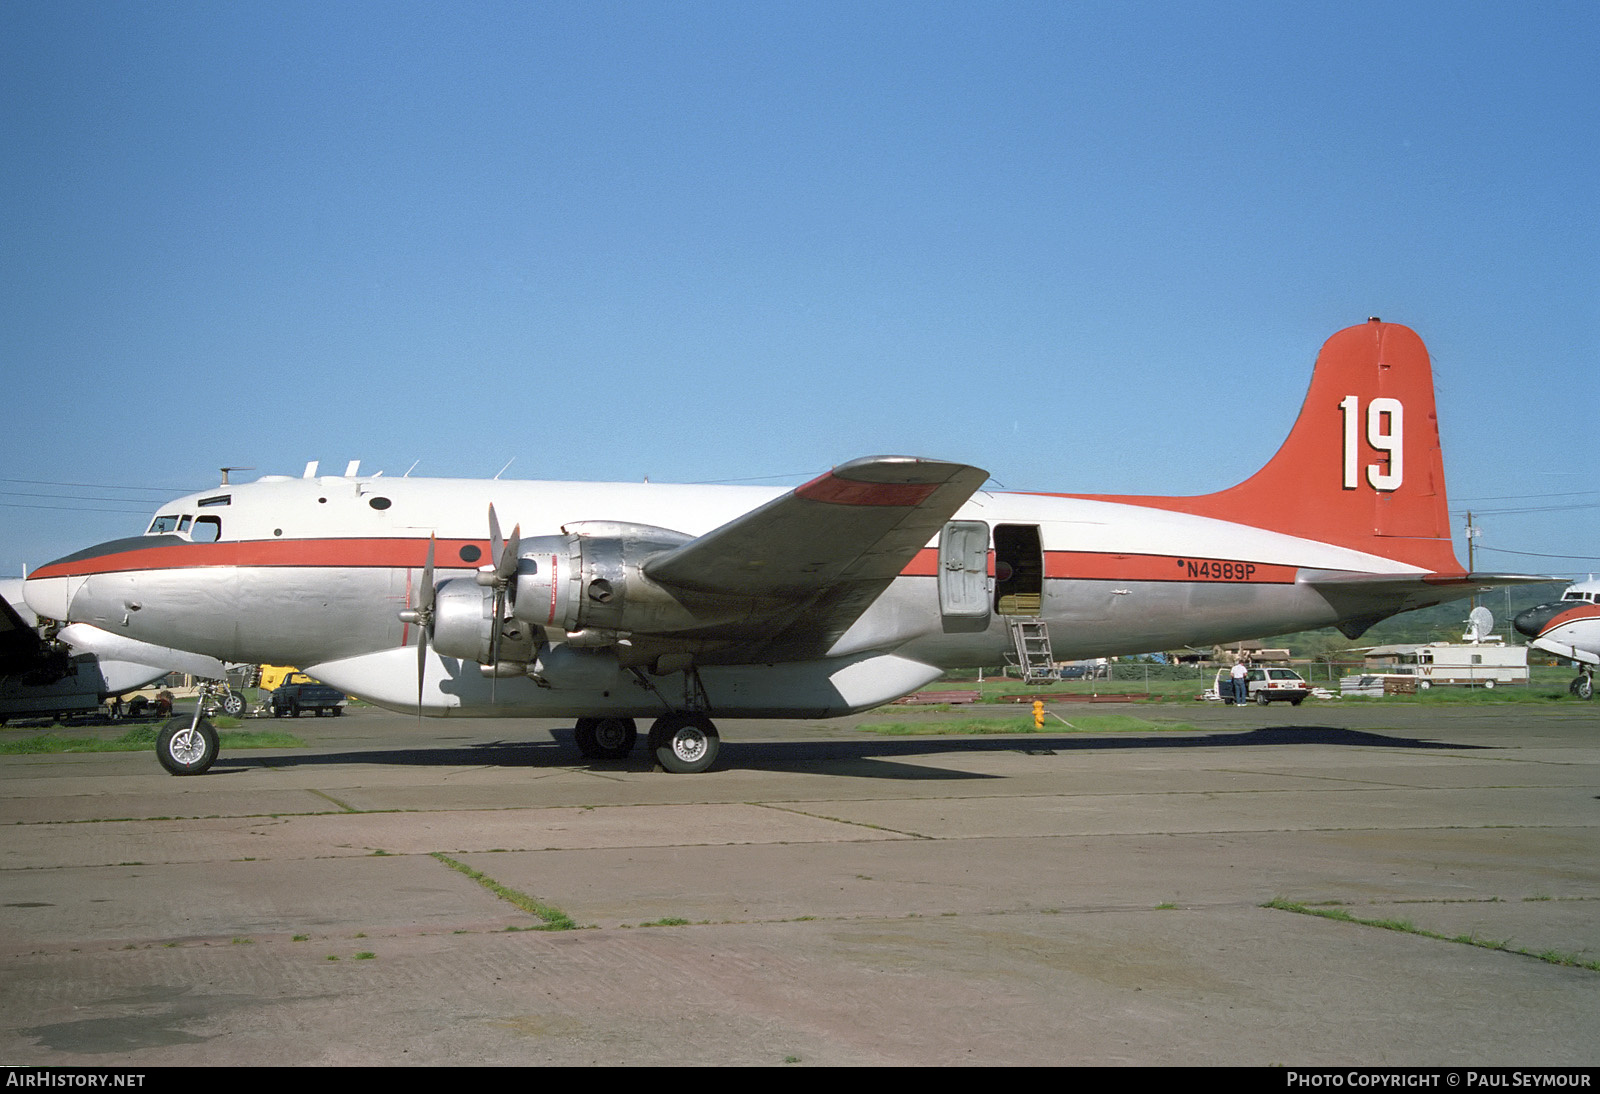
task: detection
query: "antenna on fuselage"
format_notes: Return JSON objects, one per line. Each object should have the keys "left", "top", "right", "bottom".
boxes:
{"left": 303, "top": 461, "right": 319, "bottom": 479}
{"left": 219, "top": 466, "right": 254, "bottom": 486}
{"left": 493, "top": 458, "right": 515, "bottom": 480}
{"left": 345, "top": 460, "right": 361, "bottom": 477}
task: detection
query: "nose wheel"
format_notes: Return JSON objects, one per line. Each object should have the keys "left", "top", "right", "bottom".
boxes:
{"left": 647, "top": 714, "right": 720, "bottom": 774}
{"left": 1572, "top": 672, "right": 1594, "bottom": 701}
{"left": 157, "top": 716, "right": 219, "bottom": 776}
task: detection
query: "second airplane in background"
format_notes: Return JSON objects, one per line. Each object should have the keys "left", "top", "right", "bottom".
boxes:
{"left": 1516, "top": 578, "right": 1600, "bottom": 699}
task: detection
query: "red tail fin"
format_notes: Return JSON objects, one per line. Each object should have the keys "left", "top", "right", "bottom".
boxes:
{"left": 1076, "top": 320, "right": 1464, "bottom": 573}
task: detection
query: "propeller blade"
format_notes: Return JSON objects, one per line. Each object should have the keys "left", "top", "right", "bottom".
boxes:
{"left": 498, "top": 524, "right": 521, "bottom": 583}
{"left": 418, "top": 535, "right": 436, "bottom": 613}
{"left": 488, "top": 504, "right": 504, "bottom": 576}
{"left": 416, "top": 616, "right": 428, "bottom": 725}
{"left": 415, "top": 535, "right": 436, "bottom": 723}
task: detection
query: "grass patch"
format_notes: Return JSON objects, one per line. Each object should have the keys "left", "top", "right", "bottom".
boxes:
{"left": 430, "top": 852, "right": 576, "bottom": 930}
{"left": 857, "top": 713, "right": 1196, "bottom": 736}
{"left": 1263, "top": 897, "right": 1600, "bottom": 971}
{"left": 639, "top": 917, "right": 691, "bottom": 927}
{"left": 0, "top": 726, "right": 304, "bottom": 755}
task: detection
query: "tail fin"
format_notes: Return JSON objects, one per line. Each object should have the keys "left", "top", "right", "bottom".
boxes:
{"left": 1079, "top": 319, "right": 1464, "bottom": 573}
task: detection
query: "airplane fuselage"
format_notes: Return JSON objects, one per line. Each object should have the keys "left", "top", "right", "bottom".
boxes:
{"left": 30, "top": 472, "right": 1435, "bottom": 719}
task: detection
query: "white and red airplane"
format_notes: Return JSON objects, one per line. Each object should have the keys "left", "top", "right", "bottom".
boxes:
{"left": 24, "top": 319, "right": 1536, "bottom": 774}
{"left": 1514, "top": 578, "right": 1600, "bottom": 699}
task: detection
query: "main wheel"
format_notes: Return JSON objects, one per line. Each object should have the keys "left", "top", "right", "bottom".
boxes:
{"left": 575, "top": 716, "right": 637, "bottom": 760}
{"left": 157, "top": 716, "right": 219, "bottom": 776}
{"left": 218, "top": 689, "right": 247, "bottom": 718}
{"left": 1575, "top": 675, "right": 1594, "bottom": 701}
{"left": 649, "top": 714, "right": 719, "bottom": 774}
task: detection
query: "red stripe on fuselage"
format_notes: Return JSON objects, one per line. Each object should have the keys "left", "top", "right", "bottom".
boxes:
{"left": 903, "top": 548, "right": 1294, "bottom": 582}
{"left": 36, "top": 536, "right": 1298, "bottom": 586}
{"left": 1545, "top": 603, "right": 1600, "bottom": 634}
{"left": 30, "top": 538, "right": 489, "bottom": 578}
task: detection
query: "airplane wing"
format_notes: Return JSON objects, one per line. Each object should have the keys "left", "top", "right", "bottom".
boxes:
{"left": 0, "top": 584, "right": 45, "bottom": 674}
{"left": 644, "top": 456, "right": 989, "bottom": 658}
{"left": 1301, "top": 570, "right": 1554, "bottom": 639}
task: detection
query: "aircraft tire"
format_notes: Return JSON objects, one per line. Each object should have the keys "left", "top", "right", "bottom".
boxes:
{"left": 219, "top": 690, "right": 247, "bottom": 718}
{"left": 1575, "top": 676, "right": 1594, "bottom": 701}
{"left": 650, "top": 714, "right": 719, "bottom": 774}
{"left": 575, "top": 717, "right": 637, "bottom": 760}
{"left": 157, "top": 716, "right": 218, "bottom": 776}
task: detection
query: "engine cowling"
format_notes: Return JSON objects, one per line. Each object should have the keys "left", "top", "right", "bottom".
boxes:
{"left": 511, "top": 522, "right": 697, "bottom": 641}
{"left": 430, "top": 577, "right": 537, "bottom": 666}
{"left": 428, "top": 522, "right": 701, "bottom": 671}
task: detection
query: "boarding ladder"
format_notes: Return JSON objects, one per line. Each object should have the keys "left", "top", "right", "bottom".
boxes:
{"left": 1007, "top": 617, "right": 1057, "bottom": 684}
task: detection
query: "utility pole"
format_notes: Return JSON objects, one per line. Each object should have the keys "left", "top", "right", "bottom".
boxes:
{"left": 1465, "top": 511, "right": 1480, "bottom": 611}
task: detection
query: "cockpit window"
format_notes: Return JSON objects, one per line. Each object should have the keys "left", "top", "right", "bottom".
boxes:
{"left": 193, "top": 515, "right": 222, "bottom": 543}
{"left": 177, "top": 516, "right": 192, "bottom": 534}
{"left": 148, "top": 515, "right": 181, "bottom": 534}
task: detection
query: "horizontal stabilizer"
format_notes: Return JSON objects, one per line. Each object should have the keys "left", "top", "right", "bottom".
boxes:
{"left": 1301, "top": 570, "right": 1553, "bottom": 639}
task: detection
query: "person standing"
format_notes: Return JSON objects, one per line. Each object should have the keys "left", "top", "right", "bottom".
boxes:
{"left": 1230, "top": 658, "right": 1249, "bottom": 706}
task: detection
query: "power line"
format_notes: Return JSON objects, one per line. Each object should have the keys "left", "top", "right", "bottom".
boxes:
{"left": 0, "top": 477, "right": 182, "bottom": 494}
{"left": 1451, "top": 501, "right": 1600, "bottom": 516}
{"left": 1453, "top": 489, "right": 1600, "bottom": 503}
{"left": 1477, "top": 545, "right": 1600, "bottom": 562}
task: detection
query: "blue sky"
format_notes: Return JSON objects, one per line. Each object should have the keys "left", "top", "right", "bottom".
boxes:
{"left": 3, "top": 1, "right": 1596, "bottom": 581}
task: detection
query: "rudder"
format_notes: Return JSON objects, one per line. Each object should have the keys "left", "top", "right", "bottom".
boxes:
{"left": 1074, "top": 319, "right": 1463, "bottom": 573}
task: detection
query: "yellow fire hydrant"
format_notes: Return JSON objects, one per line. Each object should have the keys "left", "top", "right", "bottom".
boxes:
{"left": 1032, "top": 699, "right": 1045, "bottom": 729}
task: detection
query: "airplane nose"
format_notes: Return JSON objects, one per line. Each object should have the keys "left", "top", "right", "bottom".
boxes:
{"left": 1513, "top": 604, "right": 1557, "bottom": 640}
{"left": 23, "top": 573, "right": 73, "bottom": 622}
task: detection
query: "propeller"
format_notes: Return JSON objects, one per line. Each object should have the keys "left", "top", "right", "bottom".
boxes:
{"left": 478, "top": 504, "right": 521, "bottom": 695}
{"left": 397, "top": 535, "right": 436, "bottom": 721}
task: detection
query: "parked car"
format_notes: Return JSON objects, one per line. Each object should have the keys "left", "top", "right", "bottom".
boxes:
{"left": 1211, "top": 667, "right": 1312, "bottom": 705}
{"left": 268, "top": 672, "right": 346, "bottom": 718}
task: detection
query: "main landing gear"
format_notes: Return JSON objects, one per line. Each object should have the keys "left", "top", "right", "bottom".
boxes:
{"left": 571, "top": 714, "right": 721, "bottom": 774}
{"left": 573, "top": 717, "right": 638, "bottom": 760}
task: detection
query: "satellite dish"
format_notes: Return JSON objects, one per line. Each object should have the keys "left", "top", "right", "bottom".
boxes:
{"left": 1465, "top": 606, "right": 1494, "bottom": 642}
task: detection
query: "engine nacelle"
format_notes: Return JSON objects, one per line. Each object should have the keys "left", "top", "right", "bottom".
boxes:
{"left": 429, "top": 577, "right": 497, "bottom": 664}
{"left": 430, "top": 577, "right": 537, "bottom": 666}
{"left": 511, "top": 522, "right": 698, "bottom": 641}
{"left": 431, "top": 522, "right": 700, "bottom": 668}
